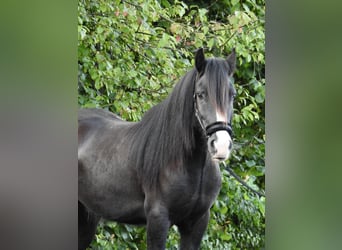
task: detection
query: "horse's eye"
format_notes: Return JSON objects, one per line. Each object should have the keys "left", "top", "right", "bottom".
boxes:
{"left": 197, "top": 92, "right": 205, "bottom": 99}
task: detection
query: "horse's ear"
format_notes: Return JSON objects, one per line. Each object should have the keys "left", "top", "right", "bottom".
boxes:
{"left": 195, "top": 48, "right": 206, "bottom": 73}
{"left": 226, "top": 48, "right": 236, "bottom": 75}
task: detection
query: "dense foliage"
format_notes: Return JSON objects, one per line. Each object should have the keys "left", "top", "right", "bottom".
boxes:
{"left": 78, "top": 0, "right": 265, "bottom": 249}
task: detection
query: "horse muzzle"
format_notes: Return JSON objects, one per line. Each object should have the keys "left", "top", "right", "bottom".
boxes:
{"left": 207, "top": 130, "right": 232, "bottom": 161}
{"left": 205, "top": 121, "right": 232, "bottom": 161}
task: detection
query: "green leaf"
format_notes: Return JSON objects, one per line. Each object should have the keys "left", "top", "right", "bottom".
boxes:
{"left": 158, "top": 33, "right": 170, "bottom": 48}
{"left": 246, "top": 160, "right": 256, "bottom": 167}
{"left": 198, "top": 8, "right": 208, "bottom": 22}
{"left": 255, "top": 92, "right": 264, "bottom": 103}
{"left": 231, "top": 0, "right": 240, "bottom": 6}
{"left": 220, "top": 233, "right": 232, "bottom": 241}
{"left": 207, "top": 38, "right": 215, "bottom": 49}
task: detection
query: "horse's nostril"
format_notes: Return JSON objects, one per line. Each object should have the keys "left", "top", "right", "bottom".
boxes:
{"left": 210, "top": 139, "right": 215, "bottom": 148}
{"left": 208, "top": 137, "right": 217, "bottom": 154}
{"left": 228, "top": 141, "right": 233, "bottom": 150}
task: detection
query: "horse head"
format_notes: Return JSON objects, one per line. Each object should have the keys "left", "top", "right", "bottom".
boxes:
{"left": 193, "top": 48, "right": 236, "bottom": 161}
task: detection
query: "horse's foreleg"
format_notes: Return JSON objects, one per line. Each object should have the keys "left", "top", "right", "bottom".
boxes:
{"left": 78, "top": 201, "right": 100, "bottom": 250}
{"left": 145, "top": 204, "right": 170, "bottom": 250}
{"left": 178, "top": 210, "right": 210, "bottom": 250}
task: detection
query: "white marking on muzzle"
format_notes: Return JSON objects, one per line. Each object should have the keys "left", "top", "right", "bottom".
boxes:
{"left": 213, "top": 130, "right": 231, "bottom": 160}
{"left": 212, "top": 111, "right": 232, "bottom": 160}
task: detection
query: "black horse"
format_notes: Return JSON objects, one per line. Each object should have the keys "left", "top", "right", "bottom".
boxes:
{"left": 78, "top": 48, "right": 236, "bottom": 250}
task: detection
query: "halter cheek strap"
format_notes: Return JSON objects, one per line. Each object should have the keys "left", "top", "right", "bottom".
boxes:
{"left": 194, "top": 94, "right": 207, "bottom": 132}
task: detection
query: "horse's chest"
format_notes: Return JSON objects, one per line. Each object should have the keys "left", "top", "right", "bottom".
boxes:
{"left": 168, "top": 164, "right": 222, "bottom": 222}
{"left": 194, "top": 168, "right": 221, "bottom": 211}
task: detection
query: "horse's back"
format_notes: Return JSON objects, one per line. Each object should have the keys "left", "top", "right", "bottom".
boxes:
{"left": 78, "top": 108, "right": 124, "bottom": 144}
{"left": 79, "top": 108, "right": 122, "bottom": 121}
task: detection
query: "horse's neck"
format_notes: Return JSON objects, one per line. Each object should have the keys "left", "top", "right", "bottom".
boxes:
{"left": 186, "top": 130, "right": 208, "bottom": 167}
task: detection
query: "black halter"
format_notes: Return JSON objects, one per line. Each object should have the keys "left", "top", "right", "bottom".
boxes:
{"left": 193, "top": 93, "right": 233, "bottom": 138}
{"left": 206, "top": 121, "right": 232, "bottom": 137}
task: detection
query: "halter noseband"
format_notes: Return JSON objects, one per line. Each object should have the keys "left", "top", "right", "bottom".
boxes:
{"left": 206, "top": 121, "right": 232, "bottom": 137}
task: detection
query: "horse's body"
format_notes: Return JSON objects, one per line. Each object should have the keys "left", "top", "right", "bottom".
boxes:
{"left": 78, "top": 49, "right": 236, "bottom": 250}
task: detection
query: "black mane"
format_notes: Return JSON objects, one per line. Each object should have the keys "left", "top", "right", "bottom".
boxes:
{"left": 127, "top": 58, "right": 234, "bottom": 188}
